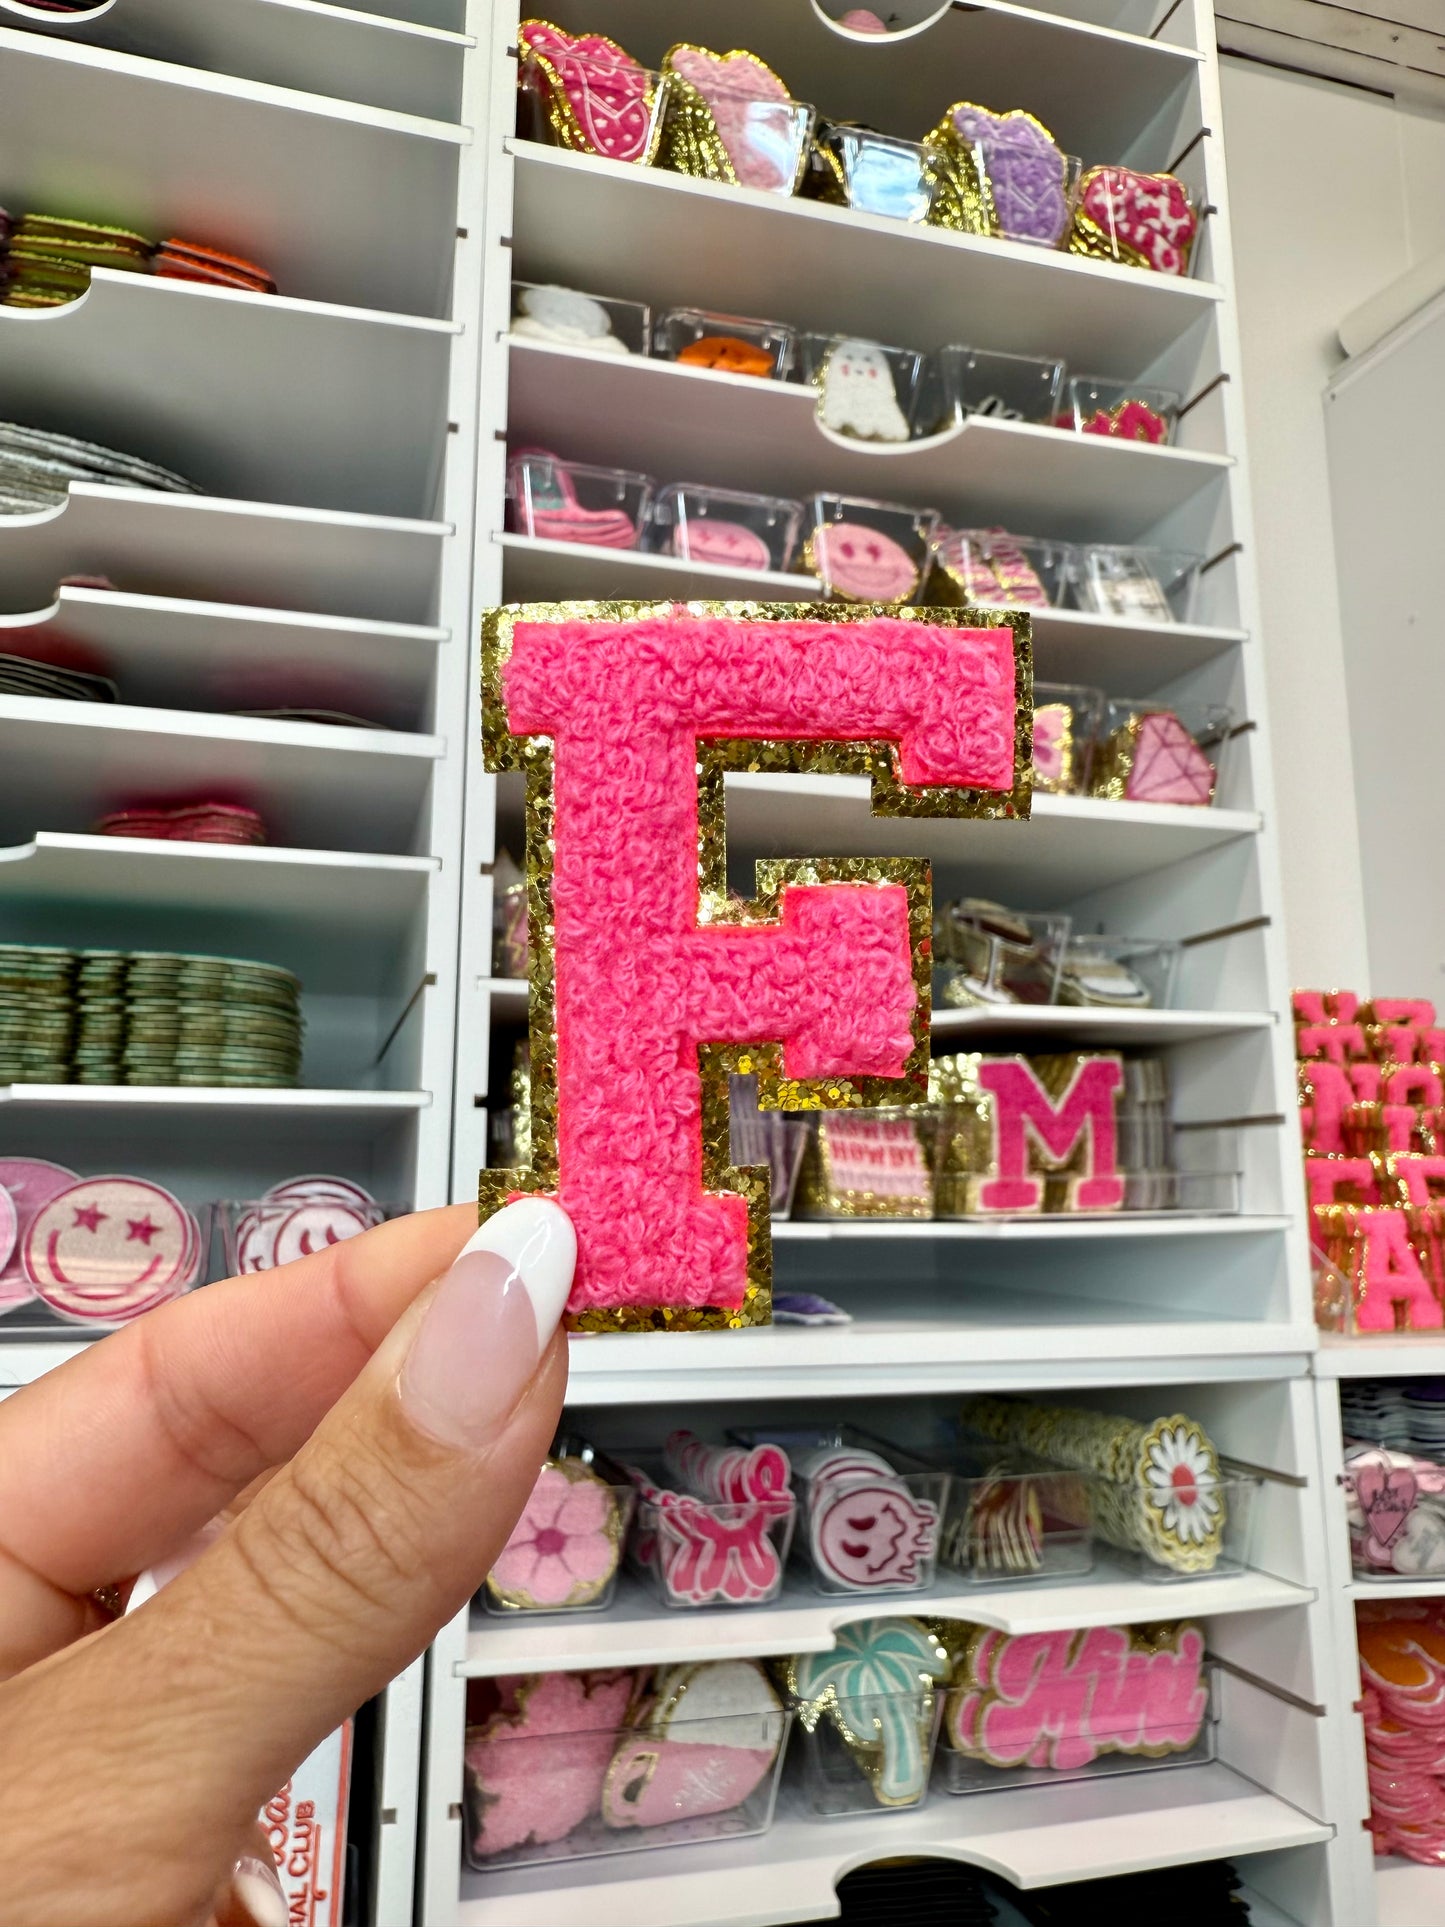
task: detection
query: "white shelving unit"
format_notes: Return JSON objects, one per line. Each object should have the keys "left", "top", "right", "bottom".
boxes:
{"left": 437, "top": 2, "right": 1356, "bottom": 1925}
{"left": 0, "top": 8, "right": 486, "bottom": 1920}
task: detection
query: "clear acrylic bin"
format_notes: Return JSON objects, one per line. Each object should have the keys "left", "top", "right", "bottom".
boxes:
{"left": 806, "top": 493, "right": 937, "bottom": 603}
{"left": 220, "top": 1195, "right": 394, "bottom": 1273}
{"left": 515, "top": 39, "right": 665, "bottom": 166}
{"left": 1033, "top": 681, "right": 1105, "bottom": 795}
{"left": 932, "top": 900, "right": 1069, "bottom": 1009}
{"left": 506, "top": 452, "right": 652, "bottom": 550}
{"left": 1056, "top": 933, "right": 1182, "bottom": 1009}
{"left": 729, "top": 1072, "right": 810, "bottom": 1217}
{"left": 1068, "top": 544, "right": 1202, "bottom": 624}
{"left": 482, "top": 1455, "right": 634, "bottom": 1616}
{"left": 1, "top": 1197, "right": 213, "bottom": 1332}
{"left": 510, "top": 280, "right": 651, "bottom": 356}
{"left": 941, "top": 346, "right": 1067, "bottom": 428}
{"left": 632, "top": 1494, "right": 796, "bottom": 1608}
{"left": 1067, "top": 374, "right": 1180, "bottom": 444}
{"left": 796, "top": 334, "right": 928, "bottom": 443}
{"left": 1088, "top": 698, "right": 1234, "bottom": 809}
{"left": 926, "top": 527, "right": 1071, "bottom": 610}
{"left": 927, "top": 110, "right": 1080, "bottom": 248}
{"left": 651, "top": 306, "right": 793, "bottom": 379}
{"left": 1093, "top": 1466, "right": 1261, "bottom": 1579}
{"left": 940, "top": 1443, "right": 1096, "bottom": 1584}
{"left": 1071, "top": 165, "right": 1199, "bottom": 277}
{"left": 829, "top": 126, "right": 933, "bottom": 222}
{"left": 939, "top": 1651, "right": 1216, "bottom": 1791}
{"left": 645, "top": 483, "right": 801, "bottom": 573}
{"left": 793, "top": 1689, "right": 941, "bottom": 1813}
{"left": 732, "top": 1425, "right": 948, "bottom": 1595}
{"left": 659, "top": 61, "right": 814, "bottom": 197}
{"left": 464, "top": 1690, "right": 790, "bottom": 1867}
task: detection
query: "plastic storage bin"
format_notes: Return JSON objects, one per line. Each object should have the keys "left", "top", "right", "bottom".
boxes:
{"left": 220, "top": 1194, "right": 392, "bottom": 1273}
{"left": 827, "top": 125, "right": 933, "bottom": 222}
{"left": 3, "top": 1196, "right": 213, "bottom": 1332}
{"left": 1088, "top": 698, "right": 1234, "bottom": 809}
{"left": 926, "top": 527, "right": 1071, "bottom": 610}
{"left": 926, "top": 110, "right": 1080, "bottom": 248}
{"left": 793, "top": 1689, "right": 942, "bottom": 1814}
{"left": 482, "top": 1447, "right": 635, "bottom": 1616}
{"left": 1056, "top": 933, "right": 1183, "bottom": 1009}
{"left": 938, "top": 1645, "right": 1216, "bottom": 1791}
{"left": 658, "top": 62, "right": 814, "bottom": 197}
{"left": 796, "top": 333, "right": 928, "bottom": 443}
{"left": 515, "top": 38, "right": 665, "bottom": 167}
{"left": 630, "top": 1489, "right": 796, "bottom": 1608}
{"left": 732, "top": 1425, "right": 948, "bottom": 1595}
{"left": 939, "top": 1440, "right": 1096, "bottom": 1584}
{"left": 942, "top": 346, "right": 1067, "bottom": 428}
{"left": 1070, "top": 165, "right": 1199, "bottom": 276}
{"left": 933, "top": 900, "right": 1070, "bottom": 1009}
{"left": 1033, "top": 681, "right": 1105, "bottom": 795}
{"left": 464, "top": 1676, "right": 791, "bottom": 1868}
{"left": 1067, "top": 374, "right": 1180, "bottom": 444}
{"left": 651, "top": 306, "right": 794, "bottom": 378}
{"left": 510, "top": 280, "right": 651, "bottom": 357}
{"left": 805, "top": 493, "right": 937, "bottom": 602}
{"left": 645, "top": 483, "right": 801, "bottom": 574}
{"left": 506, "top": 452, "right": 652, "bottom": 550}
{"left": 1092, "top": 1465, "right": 1261, "bottom": 1578}
{"left": 1069, "top": 544, "right": 1202, "bottom": 624}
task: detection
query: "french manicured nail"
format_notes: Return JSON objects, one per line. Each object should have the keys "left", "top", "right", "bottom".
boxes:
{"left": 232, "top": 1854, "right": 287, "bottom": 1927}
{"left": 398, "top": 1197, "right": 575, "bottom": 1448}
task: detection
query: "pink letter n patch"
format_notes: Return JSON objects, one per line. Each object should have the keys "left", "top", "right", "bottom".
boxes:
{"left": 480, "top": 601, "right": 1032, "bottom": 1331}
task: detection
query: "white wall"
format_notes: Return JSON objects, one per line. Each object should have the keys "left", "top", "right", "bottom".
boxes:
{"left": 1218, "top": 56, "right": 1445, "bottom": 988}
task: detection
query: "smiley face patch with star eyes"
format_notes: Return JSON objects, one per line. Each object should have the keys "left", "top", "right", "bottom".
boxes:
{"left": 23, "top": 1175, "right": 197, "bottom": 1323}
{"left": 807, "top": 521, "right": 922, "bottom": 604}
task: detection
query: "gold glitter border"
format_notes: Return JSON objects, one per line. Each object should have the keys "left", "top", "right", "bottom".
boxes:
{"left": 479, "top": 599, "right": 1033, "bottom": 1332}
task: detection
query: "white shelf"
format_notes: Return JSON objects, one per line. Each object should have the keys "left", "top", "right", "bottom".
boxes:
{"left": 461, "top": 1566, "right": 1314, "bottom": 1677}
{"left": 494, "top": 536, "right": 1246, "bottom": 687}
{"left": 563, "top": 1297, "right": 1316, "bottom": 1406}
{"left": 0, "top": 272, "right": 457, "bottom": 519}
{"left": 457, "top": 1766, "right": 1330, "bottom": 1927}
{"left": 0, "top": 1084, "right": 429, "bottom": 1111}
{"left": 931, "top": 1006, "right": 1273, "bottom": 1045}
{"left": 544, "top": 0, "right": 1201, "bottom": 167}
{"left": 7, "top": 0, "right": 474, "bottom": 121}
{"left": 0, "top": 486, "right": 448, "bottom": 626}
{"left": 1315, "top": 1336, "right": 1445, "bottom": 1379}
{"left": 1376, "top": 1856, "right": 1445, "bottom": 1927}
{"left": 721, "top": 773, "right": 1261, "bottom": 903}
{"left": 0, "top": 697, "right": 442, "bottom": 856}
{"left": 510, "top": 142, "right": 1223, "bottom": 373}
{"left": 0, "top": 30, "right": 465, "bottom": 316}
{"left": 0, "top": 586, "right": 447, "bottom": 731}
{"left": 771, "top": 1216, "right": 1290, "bottom": 1242}
{"left": 0, "top": 833, "right": 435, "bottom": 958}
{"left": 1350, "top": 1575, "right": 1445, "bottom": 1602}
{"left": 507, "top": 339, "right": 1232, "bottom": 545}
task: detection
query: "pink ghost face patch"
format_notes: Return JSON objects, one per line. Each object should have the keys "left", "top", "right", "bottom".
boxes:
{"left": 810, "top": 1478, "right": 938, "bottom": 1589}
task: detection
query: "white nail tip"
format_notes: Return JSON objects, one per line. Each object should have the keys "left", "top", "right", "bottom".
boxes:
{"left": 234, "top": 1864, "right": 289, "bottom": 1927}
{"left": 463, "top": 1196, "right": 576, "bottom": 1348}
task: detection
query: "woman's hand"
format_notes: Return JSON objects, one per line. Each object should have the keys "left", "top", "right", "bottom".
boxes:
{"left": 0, "top": 1195, "right": 574, "bottom": 1927}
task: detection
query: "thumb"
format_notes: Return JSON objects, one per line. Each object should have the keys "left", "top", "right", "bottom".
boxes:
{"left": 125, "top": 1196, "right": 572, "bottom": 1828}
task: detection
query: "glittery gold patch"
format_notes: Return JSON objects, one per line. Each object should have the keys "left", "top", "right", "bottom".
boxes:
{"left": 479, "top": 599, "right": 1033, "bottom": 1332}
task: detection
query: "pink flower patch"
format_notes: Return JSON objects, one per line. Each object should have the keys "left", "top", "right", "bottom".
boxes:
{"left": 465, "top": 1670, "right": 634, "bottom": 1857}
{"left": 488, "top": 1462, "right": 622, "bottom": 1609}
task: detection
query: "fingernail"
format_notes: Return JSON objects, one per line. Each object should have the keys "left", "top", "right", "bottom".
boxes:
{"left": 232, "top": 1854, "right": 287, "bottom": 1927}
{"left": 398, "top": 1198, "right": 575, "bottom": 1448}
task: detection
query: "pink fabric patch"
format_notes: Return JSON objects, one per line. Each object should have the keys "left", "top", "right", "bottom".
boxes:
{"left": 489, "top": 1464, "right": 617, "bottom": 1606}
{"left": 1350, "top": 1211, "right": 1445, "bottom": 1333}
{"left": 465, "top": 1670, "right": 634, "bottom": 1856}
{"left": 974, "top": 1055, "right": 1124, "bottom": 1212}
{"left": 502, "top": 612, "right": 1019, "bottom": 1312}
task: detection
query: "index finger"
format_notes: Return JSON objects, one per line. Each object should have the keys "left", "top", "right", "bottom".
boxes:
{"left": 0, "top": 1200, "right": 478, "bottom": 1667}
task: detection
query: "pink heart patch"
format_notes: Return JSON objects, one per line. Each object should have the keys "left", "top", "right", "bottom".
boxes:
{"left": 1079, "top": 166, "right": 1198, "bottom": 277}
{"left": 1358, "top": 1463, "right": 1418, "bottom": 1549}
